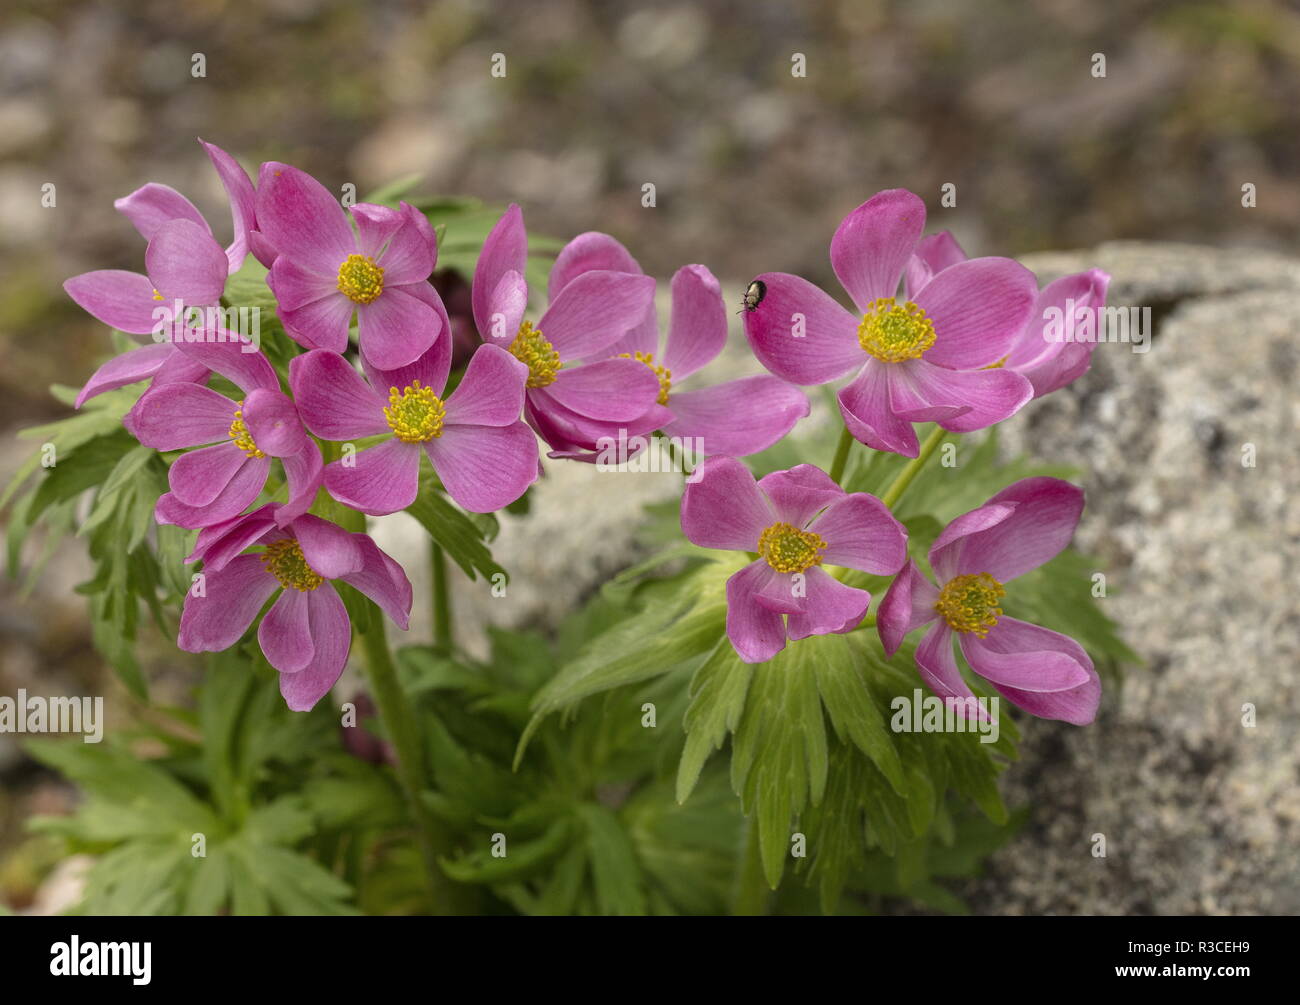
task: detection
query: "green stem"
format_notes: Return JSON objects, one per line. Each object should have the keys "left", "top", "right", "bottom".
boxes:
{"left": 880, "top": 425, "right": 949, "bottom": 510}
{"left": 732, "top": 817, "right": 771, "bottom": 916}
{"left": 430, "top": 542, "right": 452, "bottom": 656}
{"left": 827, "top": 426, "right": 855, "bottom": 485}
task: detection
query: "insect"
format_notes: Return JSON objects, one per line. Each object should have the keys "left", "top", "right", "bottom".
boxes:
{"left": 738, "top": 279, "right": 767, "bottom": 314}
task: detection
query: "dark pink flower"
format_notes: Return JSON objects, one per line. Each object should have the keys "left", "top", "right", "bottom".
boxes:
{"left": 180, "top": 507, "right": 412, "bottom": 712}
{"left": 743, "top": 189, "right": 1036, "bottom": 458}
{"left": 257, "top": 163, "right": 444, "bottom": 370}
{"left": 877, "top": 477, "right": 1100, "bottom": 725}
{"left": 546, "top": 233, "right": 809, "bottom": 457}
{"left": 132, "top": 339, "right": 322, "bottom": 529}
{"left": 470, "top": 206, "right": 661, "bottom": 460}
{"left": 680, "top": 456, "right": 907, "bottom": 663}
{"left": 289, "top": 339, "right": 538, "bottom": 515}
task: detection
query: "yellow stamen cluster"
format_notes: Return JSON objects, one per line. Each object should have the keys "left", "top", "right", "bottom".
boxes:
{"left": 336, "top": 253, "right": 385, "bottom": 304}
{"left": 228, "top": 401, "right": 265, "bottom": 458}
{"left": 151, "top": 288, "right": 164, "bottom": 302}
{"left": 757, "top": 522, "right": 827, "bottom": 574}
{"left": 935, "top": 572, "right": 1006, "bottom": 636}
{"left": 618, "top": 350, "right": 672, "bottom": 405}
{"left": 508, "top": 320, "right": 562, "bottom": 388}
{"left": 384, "top": 380, "right": 446, "bottom": 443}
{"left": 262, "top": 539, "right": 324, "bottom": 592}
{"left": 857, "top": 297, "right": 937, "bottom": 363}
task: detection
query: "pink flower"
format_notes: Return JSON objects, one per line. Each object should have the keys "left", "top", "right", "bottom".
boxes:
{"left": 470, "top": 206, "right": 661, "bottom": 460}
{"left": 742, "top": 189, "right": 1036, "bottom": 458}
{"left": 289, "top": 340, "right": 538, "bottom": 515}
{"left": 906, "top": 231, "right": 1112, "bottom": 398}
{"left": 877, "top": 477, "right": 1100, "bottom": 725}
{"left": 546, "top": 232, "right": 809, "bottom": 458}
{"left": 179, "top": 507, "right": 412, "bottom": 712}
{"left": 131, "top": 339, "right": 322, "bottom": 529}
{"left": 680, "top": 456, "right": 907, "bottom": 663}
{"left": 257, "top": 163, "right": 444, "bottom": 370}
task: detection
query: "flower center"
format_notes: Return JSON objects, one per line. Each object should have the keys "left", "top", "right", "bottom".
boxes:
{"left": 618, "top": 350, "right": 672, "bottom": 405}
{"left": 509, "top": 320, "right": 562, "bottom": 388}
{"left": 757, "top": 521, "right": 827, "bottom": 574}
{"left": 262, "top": 539, "right": 324, "bottom": 592}
{"left": 857, "top": 298, "right": 937, "bottom": 363}
{"left": 336, "top": 253, "right": 385, "bottom": 304}
{"left": 935, "top": 572, "right": 1005, "bottom": 636}
{"left": 228, "top": 401, "right": 265, "bottom": 458}
{"left": 384, "top": 379, "right": 446, "bottom": 443}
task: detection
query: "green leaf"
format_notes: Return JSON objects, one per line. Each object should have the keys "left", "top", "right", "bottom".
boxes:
{"left": 405, "top": 482, "right": 505, "bottom": 582}
{"left": 575, "top": 804, "right": 647, "bottom": 916}
{"left": 676, "top": 640, "right": 753, "bottom": 804}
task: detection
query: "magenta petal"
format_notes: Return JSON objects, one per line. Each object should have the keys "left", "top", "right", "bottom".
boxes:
{"left": 599, "top": 299, "right": 659, "bottom": 361}
{"left": 269, "top": 256, "right": 337, "bottom": 311}
{"left": 914, "top": 622, "right": 976, "bottom": 705}
{"left": 904, "top": 230, "right": 968, "bottom": 297}
{"left": 350, "top": 202, "right": 405, "bottom": 260}
{"left": 545, "top": 358, "right": 660, "bottom": 421}
{"left": 785, "top": 567, "right": 871, "bottom": 640}
{"left": 809, "top": 492, "right": 908, "bottom": 574}
{"left": 537, "top": 270, "right": 656, "bottom": 361}
{"left": 548, "top": 231, "right": 642, "bottom": 300}
{"left": 324, "top": 438, "right": 421, "bottom": 516}
{"left": 242, "top": 388, "right": 307, "bottom": 458}
{"left": 168, "top": 339, "right": 278, "bottom": 394}
{"left": 952, "top": 477, "right": 1084, "bottom": 582}
{"left": 339, "top": 535, "right": 413, "bottom": 631}
{"left": 913, "top": 257, "right": 1037, "bottom": 369}
{"left": 277, "top": 441, "right": 324, "bottom": 526}
{"left": 662, "top": 265, "right": 727, "bottom": 379}
{"left": 472, "top": 204, "right": 528, "bottom": 336}
{"left": 680, "top": 455, "right": 773, "bottom": 551}
{"left": 373, "top": 203, "right": 437, "bottom": 285}
{"left": 830, "top": 188, "right": 926, "bottom": 311}
{"left": 928, "top": 502, "right": 1017, "bottom": 583}
{"left": 356, "top": 286, "right": 439, "bottom": 371}
{"left": 876, "top": 559, "right": 940, "bottom": 657}
{"left": 63, "top": 270, "right": 161, "bottom": 335}
{"left": 959, "top": 623, "right": 1091, "bottom": 693}
{"left": 155, "top": 454, "right": 270, "bottom": 529}
{"left": 886, "top": 361, "right": 972, "bottom": 423}
{"left": 742, "top": 272, "right": 862, "bottom": 385}
{"left": 178, "top": 554, "right": 277, "bottom": 653}
{"left": 425, "top": 421, "right": 539, "bottom": 512}
{"left": 188, "top": 505, "right": 278, "bottom": 571}
{"left": 279, "top": 291, "right": 354, "bottom": 353}
{"left": 480, "top": 269, "right": 528, "bottom": 343}
{"left": 200, "top": 139, "right": 258, "bottom": 273}
{"left": 288, "top": 349, "right": 389, "bottom": 440}
{"left": 169, "top": 441, "right": 250, "bottom": 507}
{"left": 115, "top": 183, "right": 208, "bottom": 243}
{"left": 292, "top": 513, "right": 364, "bottom": 579}
{"left": 443, "top": 344, "right": 528, "bottom": 427}
{"left": 363, "top": 293, "right": 452, "bottom": 403}
{"left": 756, "top": 464, "right": 843, "bottom": 527}
{"left": 75, "top": 343, "right": 176, "bottom": 408}
{"left": 660, "top": 376, "right": 809, "bottom": 458}
{"left": 256, "top": 163, "right": 356, "bottom": 276}
{"left": 725, "top": 561, "right": 788, "bottom": 663}
{"left": 259, "top": 588, "right": 314, "bottom": 673}
{"left": 903, "top": 361, "right": 1033, "bottom": 434}
{"left": 279, "top": 585, "right": 352, "bottom": 712}
{"left": 131, "top": 383, "right": 236, "bottom": 450}
{"left": 837, "top": 362, "right": 919, "bottom": 457}
{"left": 964, "top": 617, "right": 1100, "bottom": 725}
{"left": 145, "top": 218, "right": 228, "bottom": 305}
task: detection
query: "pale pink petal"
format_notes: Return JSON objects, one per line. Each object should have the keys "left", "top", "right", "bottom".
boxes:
{"left": 200, "top": 139, "right": 258, "bottom": 273}
{"left": 756, "top": 464, "right": 843, "bottom": 527}
{"left": 169, "top": 441, "right": 251, "bottom": 507}
{"left": 242, "top": 388, "right": 307, "bottom": 458}
{"left": 537, "top": 271, "right": 656, "bottom": 361}
{"left": 830, "top": 188, "right": 926, "bottom": 311}
{"left": 876, "top": 559, "right": 940, "bottom": 657}
{"left": 168, "top": 338, "right": 279, "bottom": 394}
{"left": 323, "top": 438, "right": 421, "bottom": 516}
{"left": 912, "top": 257, "right": 1037, "bottom": 369}
{"left": 373, "top": 203, "right": 437, "bottom": 285}
{"left": 725, "top": 560, "right": 788, "bottom": 663}
{"left": 900, "top": 360, "right": 1033, "bottom": 434}
{"left": 662, "top": 265, "right": 727, "bottom": 378}
{"left": 659, "top": 376, "right": 808, "bottom": 458}
{"left": 350, "top": 202, "right": 405, "bottom": 259}
{"left": 259, "top": 588, "right": 314, "bottom": 673}
{"left": 808, "top": 492, "right": 908, "bottom": 574}
{"left": 288, "top": 349, "right": 389, "bottom": 440}
{"left": 269, "top": 256, "right": 338, "bottom": 311}
{"left": 963, "top": 617, "right": 1100, "bottom": 725}
{"left": 742, "top": 272, "right": 862, "bottom": 385}
{"left": 131, "top": 383, "right": 237, "bottom": 450}
{"left": 837, "top": 361, "right": 919, "bottom": 457}
{"left": 679, "top": 455, "right": 773, "bottom": 551}
{"left": 75, "top": 343, "right": 176, "bottom": 408}
{"left": 154, "top": 454, "right": 270, "bottom": 529}
{"left": 145, "top": 218, "right": 228, "bottom": 305}
{"left": 785, "top": 567, "right": 871, "bottom": 640}
{"left": 292, "top": 513, "right": 365, "bottom": 579}
{"left": 424, "top": 421, "right": 539, "bottom": 512}
{"left": 256, "top": 162, "right": 356, "bottom": 276}
{"left": 178, "top": 553, "right": 278, "bottom": 652}
{"left": 442, "top": 344, "right": 528, "bottom": 427}
{"left": 356, "top": 285, "right": 440, "bottom": 371}
{"left": 114, "top": 183, "right": 208, "bottom": 242}
{"left": 951, "top": 477, "right": 1084, "bottom": 582}
{"left": 278, "top": 291, "right": 354, "bottom": 353}
{"left": 472, "top": 204, "right": 528, "bottom": 336}
{"left": 480, "top": 269, "right": 528, "bottom": 343}
{"left": 63, "top": 270, "right": 161, "bottom": 335}
{"left": 548, "top": 231, "right": 641, "bottom": 300}
{"left": 904, "top": 230, "right": 968, "bottom": 297}
{"left": 914, "top": 622, "right": 978, "bottom": 707}
{"left": 544, "top": 358, "right": 660, "bottom": 421}
{"left": 278, "top": 584, "right": 352, "bottom": 712}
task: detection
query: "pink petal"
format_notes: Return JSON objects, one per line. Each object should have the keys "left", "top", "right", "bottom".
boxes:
{"left": 442, "top": 344, "right": 528, "bottom": 427}
{"left": 256, "top": 162, "right": 356, "bottom": 276}
{"left": 269, "top": 256, "right": 338, "bottom": 311}
{"left": 785, "top": 566, "right": 871, "bottom": 640}
{"left": 114, "top": 183, "right": 208, "bottom": 243}
{"left": 962, "top": 617, "right": 1100, "bottom": 725}
{"left": 145, "top": 218, "right": 228, "bottom": 305}
{"left": 950, "top": 477, "right": 1084, "bottom": 582}
{"left": 63, "top": 270, "right": 161, "bottom": 335}
{"left": 537, "top": 270, "right": 656, "bottom": 361}
{"left": 1010, "top": 269, "right": 1110, "bottom": 397}
{"left": 472, "top": 204, "right": 528, "bottom": 337}
{"left": 362, "top": 297, "right": 452, "bottom": 403}
{"left": 927, "top": 502, "right": 1017, "bottom": 583}
{"left": 339, "top": 535, "right": 413, "bottom": 631}
{"left": 188, "top": 505, "right": 277, "bottom": 571}
{"left": 154, "top": 454, "right": 270, "bottom": 529}
{"left": 350, "top": 202, "right": 405, "bottom": 259}
{"left": 886, "top": 361, "right": 972, "bottom": 423}
{"left": 259, "top": 588, "right": 314, "bottom": 673}
{"left": 830, "top": 188, "right": 926, "bottom": 311}
{"left": 837, "top": 361, "right": 919, "bottom": 457}
{"left": 742, "top": 272, "right": 862, "bottom": 385}
{"left": 288, "top": 349, "right": 389, "bottom": 440}
{"left": 912, "top": 257, "right": 1037, "bottom": 369}
{"left": 169, "top": 441, "right": 251, "bottom": 507}
{"left": 324, "top": 438, "right": 421, "bottom": 516}
{"left": 898, "top": 360, "right": 1032, "bottom": 434}
{"left": 679, "top": 455, "right": 773, "bottom": 551}
{"left": 662, "top": 265, "right": 726, "bottom": 379}
{"left": 178, "top": 554, "right": 277, "bottom": 652}
{"left": 291, "top": 513, "right": 365, "bottom": 579}
{"left": 548, "top": 231, "right": 642, "bottom": 300}
{"left": 168, "top": 338, "right": 278, "bottom": 395}
{"left": 200, "top": 139, "right": 258, "bottom": 273}
{"left": 959, "top": 622, "right": 1092, "bottom": 693}
{"left": 480, "top": 269, "right": 528, "bottom": 342}
{"left": 279, "top": 291, "right": 354, "bottom": 353}
{"left": 131, "top": 383, "right": 237, "bottom": 450}
{"left": 726, "top": 560, "right": 788, "bottom": 663}
{"left": 756, "top": 464, "right": 843, "bottom": 527}
{"left": 277, "top": 441, "right": 324, "bottom": 526}
{"left": 913, "top": 622, "right": 977, "bottom": 706}
{"left": 545, "top": 358, "right": 660, "bottom": 421}
{"left": 904, "top": 230, "right": 968, "bottom": 297}
{"left": 278, "top": 584, "right": 352, "bottom": 712}
{"left": 242, "top": 388, "right": 307, "bottom": 458}
{"left": 356, "top": 285, "right": 440, "bottom": 371}
{"left": 808, "top": 492, "right": 908, "bottom": 574}
{"left": 424, "top": 421, "right": 539, "bottom": 512}
{"left": 373, "top": 203, "right": 437, "bottom": 285}
{"left": 659, "top": 375, "right": 809, "bottom": 458}
{"left": 75, "top": 343, "right": 176, "bottom": 408}
{"left": 876, "top": 559, "right": 940, "bottom": 657}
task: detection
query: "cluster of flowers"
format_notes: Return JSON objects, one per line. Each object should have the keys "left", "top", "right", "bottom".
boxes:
{"left": 64, "top": 143, "right": 1107, "bottom": 725}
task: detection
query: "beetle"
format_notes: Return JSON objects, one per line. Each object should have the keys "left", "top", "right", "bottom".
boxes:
{"left": 738, "top": 279, "right": 767, "bottom": 314}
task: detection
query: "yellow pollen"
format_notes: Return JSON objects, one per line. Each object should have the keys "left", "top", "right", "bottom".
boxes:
{"left": 935, "top": 572, "right": 1006, "bottom": 636}
{"left": 857, "top": 297, "right": 937, "bottom": 363}
{"left": 151, "top": 288, "right": 164, "bottom": 302}
{"left": 508, "top": 320, "right": 561, "bottom": 388}
{"left": 383, "top": 379, "right": 446, "bottom": 443}
{"left": 262, "top": 539, "right": 324, "bottom": 592}
{"left": 336, "top": 253, "right": 385, "bottom": 304}
{"left": 757, "top": 522, "right": 827, "bottom": 574}
{"left": 228, "top": 401, "right": 265, "bottom": 458}
{"left": 984, "top": 355, "right": 1008, "bottom": 369}
{"left": 618, "top": 350, "right": 672, "bottom": 405}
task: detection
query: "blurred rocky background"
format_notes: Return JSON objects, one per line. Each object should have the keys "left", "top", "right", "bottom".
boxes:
{"left": 1, "top": 0, "right": 1297, "bottom": 913}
